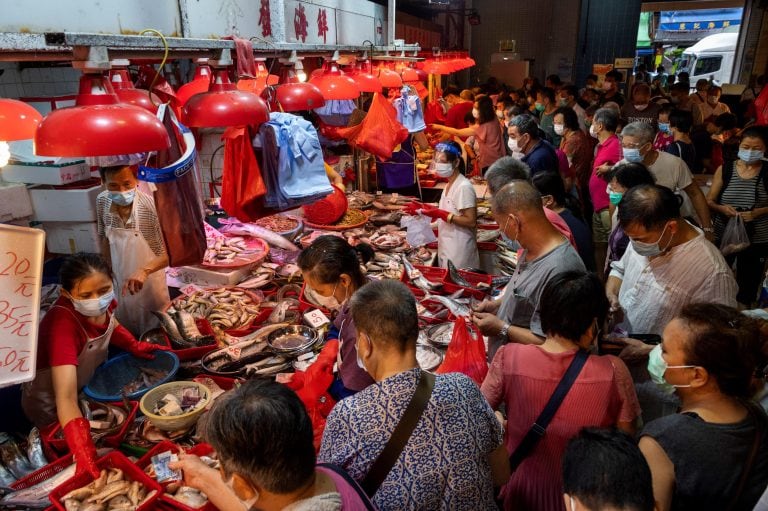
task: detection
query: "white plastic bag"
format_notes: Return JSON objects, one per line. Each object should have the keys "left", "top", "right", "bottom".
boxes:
{"left": 401, "top": 214, "right": 437, "bottom": 247}
{"left": 720, "top": 215, "right": 750, "bottom": 256}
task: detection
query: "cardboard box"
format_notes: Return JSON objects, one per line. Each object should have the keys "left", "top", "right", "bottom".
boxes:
{"left": 42, "top": 221, "right": 101, "bottom": 254}
{"left": 1, "top": 160, "right": 90, "bottom": 185}
{"left": 0, "top": 182, "right": 34, "bottom": 222}
{"left": 28, "top": 178, "right": 102, "bottom": 222}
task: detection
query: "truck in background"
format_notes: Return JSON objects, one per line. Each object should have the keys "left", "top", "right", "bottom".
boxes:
{"left": 678, "top": 31, "right": 738, "bottom": 86}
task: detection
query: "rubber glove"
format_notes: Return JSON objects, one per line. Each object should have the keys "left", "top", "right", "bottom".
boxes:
{"left": 63, "top": 417, "right": 100, "bottom": 479}
{"left": 111, "top": 335, "right": 171, "bottom": 360}
{"left": 419, "top": 207, "right": 451, "bottom": 222}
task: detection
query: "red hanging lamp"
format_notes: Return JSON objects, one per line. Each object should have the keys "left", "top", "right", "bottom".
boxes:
{"left": 343, "top": 61, "right": 382, "bottom": 93}
{"left": 267, "top": 63, "right": 326, "bottom": 112}
{"left": 176, "top": 61, "right": 213, "bottom": 107}
{"left": 377, "top": 66, "right": 403, "bottom": 88}
{"left": 183, "top": 67, "right": 270, "bottom": 128}
{"left": 400, "top": 67, "right": 420, "bottom": 83}
{"left": 309, "top": 61, "right": 360, "bottom": 100}
{"left": 0, "top": 98, "right": 42, "bottom": 166}
{"left": 34, "top": 73, "right": 171, "bottom": 157}
{"left": 108, "top": 62, "right": 160, "bottom": 113}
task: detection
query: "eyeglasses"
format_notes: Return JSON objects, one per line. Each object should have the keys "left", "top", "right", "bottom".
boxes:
{"left": 621, "top": 142, "right": 646, "bottom": 149}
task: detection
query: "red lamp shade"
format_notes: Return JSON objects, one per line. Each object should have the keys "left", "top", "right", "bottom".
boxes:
{"left": 183, "top": 69, "right": 270, "bottom": 128}
{"left": 34, "top": 73, "right": 171, "bottom": 157}
{"left": 347, "top": 69, "right": 382, "bottom": 93}
{"left": 0, "top": 98, "right": 42, "bottom": 141}
{"left": 236, "top": 75, "right": 279, "bottom": 95}
{"left": 273, "top": 83, "right": 326, "bottom": 112}
{"left": 309, "top": 63, "right": 360, "bottom": 100}
{"left": 109, "top": 69, "right": 159, "bottom": 113}
{"left": 401, "top": 67, "right": 420, "bottom": 83}
{"left": 377, "top": 67, "right": 403, "bottom": 88}
{"left": 176, "top": 65, "right": 212, "bottom": 107}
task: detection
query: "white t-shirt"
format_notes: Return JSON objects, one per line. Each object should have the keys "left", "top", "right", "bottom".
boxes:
{"left": 619, "top": 151, "right": 695, "bottom": 218}
{"left": 438, "top": 173, "right": 479, "bottom": 269}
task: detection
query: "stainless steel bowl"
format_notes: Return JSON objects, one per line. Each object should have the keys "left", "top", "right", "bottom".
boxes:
{"left": 267, "top": 325, "right": 318, "bottom": 355}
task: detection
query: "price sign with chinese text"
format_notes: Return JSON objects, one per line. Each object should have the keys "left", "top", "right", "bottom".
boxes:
{"left": 0, "top": 225, "right": 45, "bottom": 388}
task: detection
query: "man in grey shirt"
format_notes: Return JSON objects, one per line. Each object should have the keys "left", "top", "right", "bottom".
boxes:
{"left": 472, "top": 180, "right": 585, "bottom": 359}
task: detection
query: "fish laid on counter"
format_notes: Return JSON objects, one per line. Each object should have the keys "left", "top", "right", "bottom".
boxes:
{"left": 218, "top": 219, "right": 300, "bottom": 252}
{"left": 0, "top": 432, "right": 35, "bottom": 480}
{"left": 173, "top": 288, "right": 262, "bottom": 331}
{"left": 152, "top": 310, "right": 216, "bottom": 350}
{"left": 422, "top": 290, "right": 470, "bottom": 318}
{"left": 59, "top": 468, "right": 155, "bottom": 511}
{"left": 0, "top": 462, "right": 77, "bottom": 508}
{"left": 447, "top": 260, "right": 474, "bottom": 288}
{"left": 26, "top": 428, "right": 48, "bottom": 471}
{"left": 401, "top": 256, "right": 442, "bottom": 292}
{"left": 203, "top": 236, "right": 259, "bottom": 264}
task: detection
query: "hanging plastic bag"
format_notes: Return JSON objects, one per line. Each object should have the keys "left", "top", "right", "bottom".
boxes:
{"left": 720, "top": 215, "right": 751, "bottom": 256}
{"left": 435, "top": 316, "right": 488, "bottom": 386}
{"left": 337, "top": 93, "right": 408, "bottom": 160}
{"left": 401, "top": 214, "right": 437, "bottom": 247}
{"left": 220, "top": 126, "right": 267, "bottom": 221}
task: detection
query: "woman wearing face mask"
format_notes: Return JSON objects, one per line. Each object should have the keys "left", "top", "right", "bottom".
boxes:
{"left": 482, "top": 270, "right": 640, "bottom": 511}
{"left": 404, "top": 141, "right": 479, "bottom": 270}
{"left": 431, "top": 95, "right": 506, "bottom": 174}
{"left": 298, "top": 235, "right": 375, "bottom": 398}
{"left": 555, "top": 107, "right": 593, "bottom": 207}
{"left": 639, "top": 304, "right": 768, "bottom": 511}
{"left": 96, "top": 165, "right": 170, "bottom": 337}
{"left": 653, "top": 105, "right": 674, "bottom": 151}
{"left": 22, "top": 253, "right": 168, "bottom": 476}
{"left": 707, "top": 128, "right": 768, "bottom": 306}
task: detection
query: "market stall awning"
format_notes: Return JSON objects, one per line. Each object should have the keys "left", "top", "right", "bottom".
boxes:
{"left": 658, "top": 8, "right": 742, "bottom": 32}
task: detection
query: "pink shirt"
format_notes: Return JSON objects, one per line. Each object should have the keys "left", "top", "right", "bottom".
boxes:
{"left": 544, "top": 207, "right": 576, "bottom": 248}
{"left": 589, "top": 134, "right": 622, "bottom": 213}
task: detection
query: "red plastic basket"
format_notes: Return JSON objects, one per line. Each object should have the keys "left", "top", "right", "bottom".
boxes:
{"left": 445, "top": 269, "right": 494, "bottom": 297}
{"left": 43, "top": 400, "right": 139, "bottom": 454}
{"left": 49, "top": 451, "right": 163, "bottom": 511}
{"left": 10, "top": 454, "right": 74, "bottom": 491}
{"left": 400, "top": 264, "right": 447, "bottom": 288}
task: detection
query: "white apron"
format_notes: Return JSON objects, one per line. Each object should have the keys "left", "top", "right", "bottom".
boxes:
{"left": 22, "top": 307, "right": 116, "bottom": 428}
{"left": 437, "top": 176, "right": 480, "bottom": 269}
{"left": 106, "top": 202, "right": 170, "bottom": 338}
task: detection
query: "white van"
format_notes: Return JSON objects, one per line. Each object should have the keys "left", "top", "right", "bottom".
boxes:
{"left": 679, "top": 31, "right": 737, "bottom": 86}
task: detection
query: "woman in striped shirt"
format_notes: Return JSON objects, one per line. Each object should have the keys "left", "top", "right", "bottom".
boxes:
{"left": 707, "top": 127, "right": 768, "bottom": 306}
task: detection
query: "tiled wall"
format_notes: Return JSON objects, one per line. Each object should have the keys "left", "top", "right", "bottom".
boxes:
{"left": 0, "top": 63, "right": 81, "bottom": 99}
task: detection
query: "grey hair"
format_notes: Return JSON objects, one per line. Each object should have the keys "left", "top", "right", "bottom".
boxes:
{"left": 486, "top": 157, "right": 532, "bottom": 194}
{"left": 491, "top": 180, "right": 543, "bottom": 216}
{"left": 593, "top": 108, "right": 619, "bottom": 132}
{"left": 509, "top": 114, "right": 540, "bottom": 138}
{"left": 621, "top": 121, "right": 655, "bottom": 145}
{"left": 350, "top": 279, "right": 418, "bottom": 352}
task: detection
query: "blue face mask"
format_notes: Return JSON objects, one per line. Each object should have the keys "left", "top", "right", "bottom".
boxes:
{"left": 739, "top": 149, "right": 765, "bottom": 164}
{"left": 631, "top": 223, "right": 672, "bottom": 258}
{"left": 658, "top": 122, "right": 671, "bottom": 134}
{"left": 109, "top": 188, "right": 136, "bottom": 207}
{"left": 623, "top": 147, "right": 644, "bottom": 163}
{"left": 70, "top": 290, "right": 114, "bottom": 317}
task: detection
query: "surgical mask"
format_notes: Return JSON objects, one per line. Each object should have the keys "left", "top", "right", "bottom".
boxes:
{"left": 609, "top": 191, "right": 623, "bottom": 206}
{"left": 534, "top": 102, "right": 545, "bottom": 112}
{"left": 648, "top": 344, "right": 694, "bottom": 394}
{"left": 739, "top": 149, "right": 765, "bottom": 164}
{"left": 508, "top": 138, "right": 521, "bottom": 153}
{"left": 355, "top": 334, "right": 368, "bottom": 372}
{"left": 554, "top": 124, "right": 565, "bottom": 136}
{"left": 314, "top": 282, "right": 345, "bottom": 311}
{"left": 658, "top": 122, "right": 671, "bottom": 134}
{"left": 434, "top": 162, "right": 455, "bottom": 178}
{"left": 496, "top": 110, "right": 504, "bottom": 119}
{"left": 500, "top": 215, "right": 519, "bottom": 244}
{"left": 223, "top": 473, "right": 259, "bottom": 511}
{"left": 634, "top": 103, "right": 649, "bottom": 111}
{"left": 472, "top": 108, "right": 479, "bottom": 118}
{"left": 631, "top": 222, "right": 672, "bottom": 257}
{"left": 558, "top": 98, "right": 569, "bottom": 107}
{"left": 589, "top": 123, "right": 599, "bottom": 138}
{"left": 623, "top": 147, "right": 644, "bottom": 163}
{"left": 707, "top": 96, "right": 719, "bottom": 106}
{"left": 109, "top": 188, "right": 136, "bottom": 207}
{"left": 70, "top": 290, "right": 114, "bottom": 317}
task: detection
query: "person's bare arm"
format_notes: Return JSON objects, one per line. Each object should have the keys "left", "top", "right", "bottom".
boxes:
{"left": 100, "top": 237, "right": 111, "bottom": 270}
{"left": 52, "top": 365, "right": 83, "bottom": 428}
{"left": 639, "top": 436, "right": 675, "bottom": 511}
{"left": 450, "top": 206, "right": 477, "bottom": 229}
{"left": 684, "top": 181, "right": 713, "bottom": 240}
{"left": 707, "top": 167, "right": 739, "bottom": 218}
{"left": 488, "top": 444, "right": 511, "bottom": 487}
{"left": 169, "top": 454, "right": 244, "bottom": 511}
{"left": 122, "top": 253, "right": 169, "bottom": 296}
{"left": 432, "top": 124, "right": 477, "bottom": 139}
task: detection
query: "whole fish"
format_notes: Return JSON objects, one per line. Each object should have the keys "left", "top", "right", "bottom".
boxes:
{"left": 0, "top": 462, "right": 77, "bottom": 508}
{"left": 401, "top": 256, "right": 442, "bottom": 292}
{"left": 26, "top": 428, "right": 48, "bottom": 471}
{"left": 152, "top": 310, "right": 184, "bottom": 344}
{"left": 447, "top": 260, "right": 474, "bottom": 288}
{"left": 172, "top": 310, "right": 205, "bottom": 340}
{"left": 218, "top": 220, "right": 300, "bottom": 252}
{"left": 0, "top": 433, "right": 34, "bottom": 480}
{"left": 0, "top": 461, "right": 15, "bottom": 487}
{"left": 268, "top": 299, "right": 300, "bottom": 324}
{"left": 424, "top": 291, "right": 470, "bottom": 318}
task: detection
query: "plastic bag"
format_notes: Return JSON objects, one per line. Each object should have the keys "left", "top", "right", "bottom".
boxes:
{"left": 220, "top": 126, "right": 267, "bottom": 221}
{"left": 337, "top": 93, "right": 408, "bottom": 160}
{"left": 401, "top": 214, "right": 437, "bottom": 247}
{"left": 720, "top": 215, "right": 751, "bottom": 256}
{"left": 436, "top": 316, "right": 488, "bottom": 386}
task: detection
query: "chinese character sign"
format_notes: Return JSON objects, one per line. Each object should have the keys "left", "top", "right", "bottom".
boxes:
{"left": 0, "top": 225, "right": 44, "bottom": 388}
{"left": 294, "top": 4, "right": 308, "bottom": 43}
{"left": 318, "top": 8, "right": 329, "bottom": 44}
{"left": 259, "top": 0, "right": 272, "bottom": 38}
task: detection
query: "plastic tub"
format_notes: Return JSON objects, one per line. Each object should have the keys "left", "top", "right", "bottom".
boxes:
{"left": 139, "top": 381, "right": 210, "bottom": 432}
{"left": 49, "top": 451, "right": 162, "bottom": 511}
{"left": 83, "top": 351, "right": 179, "bottom": 402}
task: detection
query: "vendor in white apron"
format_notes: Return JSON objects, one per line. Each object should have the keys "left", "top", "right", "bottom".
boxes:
{"left": 96, "top": 164, "right": 171, "bottom": 337}
{"left": 22, "top": 253, "right": 167, "bottom": 478}
{"left": 405, "top": 141, "right": 480, "bottom": 269}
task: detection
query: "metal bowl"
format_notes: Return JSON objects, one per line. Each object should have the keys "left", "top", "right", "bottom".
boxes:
{"left": 267, "top": 325, "right": 317, "bottom": 355}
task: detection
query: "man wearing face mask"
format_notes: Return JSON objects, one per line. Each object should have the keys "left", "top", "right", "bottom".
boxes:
{"left": 618, "top": 122, "right": 713, "bottom": 240}
{"left": 96, "top": 165, "right": 170, "bottom": 337}
{"left": 668, "top": 82, "right": 693, "bottom": 112}
{"left": 557, "top": 85, "right": 587, "bottom": 132}
{"left": 692, "top": 85, "right": 730, "bottom": 127}
{"left": 599, "top": 71, "right": 626, "bottom": 107}
{"left": 507, "top": 114, "right": 559, "bottom": 176}
{"left": 621, "top": 83, "right": 661, "bottom": 126}
{"left": 472, "top": 181, "right": 585, "bottom": 359}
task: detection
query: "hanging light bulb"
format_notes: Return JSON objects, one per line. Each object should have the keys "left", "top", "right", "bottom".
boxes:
{"left": 0, "top": 98, "right": 42, "bottom": 167}
{"left": 295, "top": 59, "right": 307, "bottom": 83}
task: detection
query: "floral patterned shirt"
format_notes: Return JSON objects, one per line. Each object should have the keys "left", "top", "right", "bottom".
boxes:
{"left": 319, "top": 369, "right": 503, "bottom": 511}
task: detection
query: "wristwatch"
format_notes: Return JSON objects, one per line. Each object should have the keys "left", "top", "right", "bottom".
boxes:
{"left": 499, "top": 321, "right": 511, "bottom": 338}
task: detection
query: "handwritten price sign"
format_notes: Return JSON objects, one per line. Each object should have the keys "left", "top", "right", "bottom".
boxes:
{"left": 0, "top": 225, "right": 45, "bottom": 388}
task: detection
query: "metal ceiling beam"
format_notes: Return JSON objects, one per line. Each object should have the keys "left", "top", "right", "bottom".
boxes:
{"left": 641, "top": 0, "right": 745, "bottom": 12}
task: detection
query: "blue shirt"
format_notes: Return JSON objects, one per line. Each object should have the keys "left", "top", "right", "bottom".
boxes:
{"left": 319, "top": 369, "right": 503, "bottom": 511}
{"left": 522, "top": 140, "right": 559, "bottom": 175}
{"left": 559, "top": 209, "right": 595, "bottom": 271}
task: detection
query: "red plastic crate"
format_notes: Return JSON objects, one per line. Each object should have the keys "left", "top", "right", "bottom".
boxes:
{"left": 10, "top": 454, "right": 74, "bottom": 491}
{"left": 152, "top": 318, "right": 219, "bottom": 361}
{"left": 446, "top": 269, "right": 494, "bottom": 296}
{"left": 400, "top": 264, "right": 447, "bottom": 288}
{"left": 49, "top": 451, "right": 162, "bottom": 511}
{"left": 43, "top": 400, "right": 139, "bottom": 454}
{"left": 441, "top": 281, "right": 485, "bottom": 301}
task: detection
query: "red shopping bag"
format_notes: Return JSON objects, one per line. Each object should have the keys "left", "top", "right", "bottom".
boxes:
{"left": 435, "top": 316, "right": 488, "bottom": 385}
{"left": 220, "top": 126, "right": 267, "bottom": 221}
{"left": 755, "top": 85, "right": 768, "bottom": 126}
{"left": 337, "top": 93, "right": 408, "bottom": 160}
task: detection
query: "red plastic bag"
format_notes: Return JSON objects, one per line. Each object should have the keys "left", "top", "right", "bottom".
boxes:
{"left": 337, "top": 93, "right": 408, "bottom": 160}
{"left": 220, "top": 126, "right": 267, "bottom": 221}
{"left": 755, "top": 85, "right": 768, "bottom": 126}
{"left": 435, "top": 316, "right": 488, "bottom": 385}
{"left": 424, "top": 98, "right": 447, "bottom": 126}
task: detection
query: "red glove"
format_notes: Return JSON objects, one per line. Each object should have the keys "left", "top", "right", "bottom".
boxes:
{"left": 404, "top": 201, "right": 436, "bottom": 216}
{"left": 111, "top": 333, "right": 171, "bottom": 360}
{"left": 420, "top": 207, "right": 451, "bottom": 222}
{"left": 63, "top": 417, "right": 100, "bottom": 479}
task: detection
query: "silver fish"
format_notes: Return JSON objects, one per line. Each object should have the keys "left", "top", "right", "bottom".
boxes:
{"left": 218, "top": 220, "right": 300, "bottom": 252}
{"left": 173, "top": 310, "right": 205, "bottom": 340}
{"left": 423, "top": 292, "right": 470, "bottom": 318}
{"left": 26, "top": 428, "right": 48, "bottom": 471}
{"left": 0, "top": 462, "right": 77, "bottom": 508}
{"left": 447, "top": 260, "right": 474, "bottom": 288}
{"left": 401, "top": 256, "right": 442, "bottom": 292}
{"left": 0, "top": 433, "right": 34, "bottom": 480}
{"left": 0, "top": 461, "right": 15, "bottom": 487}
{"left": 267, "top": 299, "right": 299, "bottom": 324}
{"left": 152, "top": 310, "right": 184, "bottom": 343}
